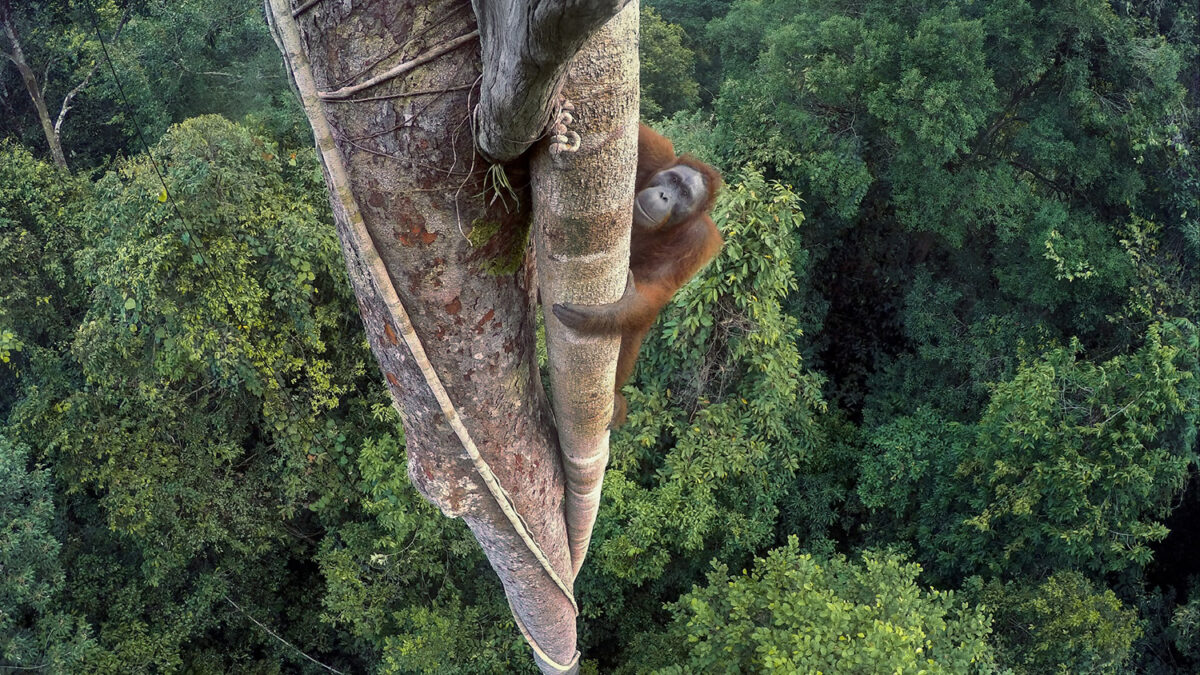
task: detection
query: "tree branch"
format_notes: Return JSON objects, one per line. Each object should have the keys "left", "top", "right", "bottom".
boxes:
{"left": 320, "top": 82, "right": 474, "bottom": 104}
{"left": 54, "top": 68, "right": 95, "bottom": 135}
{"left": 1, "top": 8, "right": 68, "bottom": 168}
{"left": 317, "top": 30, "right": 479, "bottom": 100}
{"left": 291, "top": 0, "right": 324, "bottom": 18}
{"left": 471, "top": 0, "right": 634, "bottom": 161}
{"left": 54, "top": 7, "right": 130, "bottom": 135}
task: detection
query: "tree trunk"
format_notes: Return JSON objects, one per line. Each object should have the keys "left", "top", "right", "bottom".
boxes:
{"left": 1, "top": 14, "right": 68, "bottom": 170}
{"left": 534, "top": 3, "right": 638, "bottom": 576}
{"left": 266, "top": 0, "right": 635, "bottom": 671}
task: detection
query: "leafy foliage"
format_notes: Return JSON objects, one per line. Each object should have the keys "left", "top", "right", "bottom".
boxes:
{"left": 861, "top": 322, "right": 1196, "bottom": 583}
{"left": 980, "top": 572, "right": 1141, "bottom": 674}
{"left": 0, "top": 437, "right": 94, "bottom": 670}
{"left": 0, "top": 0, "right": 301, "bottom": 170}
{"left": 2, "top": 0, "right": 1198, "bottom": 672}
{"left": 651, "top": 539, "right": 996, "bottom": 672}
{"left": 695, "top": 1, "right": 1199, "bottom": 669}
{"left": 5, "top": 116, "right": 382, "bottom": 671}
{"left": 639, "top": 6, "right": 700, "bottom": 120}
{"left": 0, "top": 143, "right": 87, "bottom": 347}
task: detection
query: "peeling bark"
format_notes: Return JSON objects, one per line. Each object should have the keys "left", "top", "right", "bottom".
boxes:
{"left": 533, "top": 2, "right": 638, "bottom": 576}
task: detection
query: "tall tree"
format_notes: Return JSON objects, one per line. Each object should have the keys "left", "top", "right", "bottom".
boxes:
{"left": 266, "top": 0, "right": 636, "bottom": 671}
{"left": 0, "top": 0, "right": 129, "bottom": 171}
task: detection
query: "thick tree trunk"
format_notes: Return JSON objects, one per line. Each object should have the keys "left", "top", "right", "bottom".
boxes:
{"left": 534, "top": 3, "right": 638, "bottom": 576}
{"left": 267, "top": 0, "right": 634, "bottom": 670}
{"left": 2, "top": 16, "right": 68, "bottom": 170}
{"left": 266, "top": 0, "right": 578, "bottom": 670}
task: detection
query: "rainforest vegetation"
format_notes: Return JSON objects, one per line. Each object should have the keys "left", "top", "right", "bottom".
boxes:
{"left": 2, "top": 0, "right": 1197, "bottom": 671}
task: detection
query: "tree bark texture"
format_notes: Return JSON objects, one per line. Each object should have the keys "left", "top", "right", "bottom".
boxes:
{"left": 1, "top": 9, "right": 69, "bottom": 170}
{"left": 266, "top": 0, "right": 580, "bottom": 670}
{"left": 471, "top": 0, "right": 631, "bottom": 161}
{"left": 533, "top": 2, "right": 638, "bottom": 577}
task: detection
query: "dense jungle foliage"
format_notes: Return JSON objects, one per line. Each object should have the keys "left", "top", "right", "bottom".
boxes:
{"left": 2, "top": 0, "right": 1197, "bottom": 671}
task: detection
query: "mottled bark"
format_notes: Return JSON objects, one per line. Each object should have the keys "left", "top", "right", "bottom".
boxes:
{"left": 268, "top": 0, "right": 636, "bottom": 670}
{"left": 471, "top": 0, "right": 632, "bottom": 161}
{"left": 265, "top": 0, "right": 577, "bottom": 670}
{"left": 533, "top": 3, "right": 638, "bottom": 576}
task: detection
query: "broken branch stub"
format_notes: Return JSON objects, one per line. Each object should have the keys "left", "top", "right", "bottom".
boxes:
{"left": 471, "top": 0, "right": 632, "bottom": 161}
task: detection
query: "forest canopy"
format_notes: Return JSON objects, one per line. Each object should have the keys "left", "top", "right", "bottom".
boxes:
{"left": 2, "top": 0, "right": 1197, "bottom": 672}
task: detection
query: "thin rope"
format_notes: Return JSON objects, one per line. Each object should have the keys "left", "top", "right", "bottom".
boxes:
{"left": 225, "top": 596, "right": 345, "bottom": 674}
